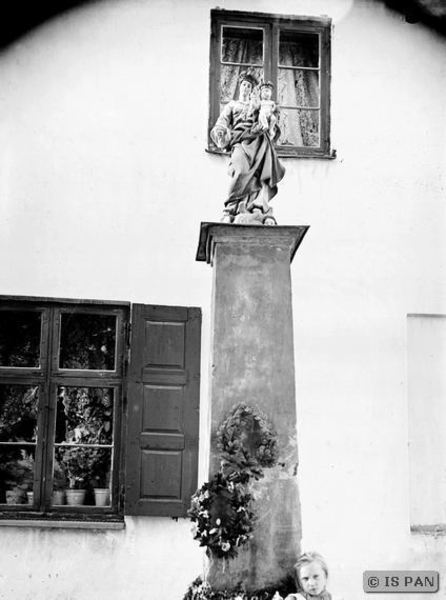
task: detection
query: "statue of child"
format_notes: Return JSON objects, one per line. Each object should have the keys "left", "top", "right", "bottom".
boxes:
{"left": 258, "top": 81, "right": 278, "bottom": 138}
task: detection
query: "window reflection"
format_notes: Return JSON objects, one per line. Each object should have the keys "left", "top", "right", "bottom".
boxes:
{"left": 52, "top": 386, "right": 114, "bottom": 506}
{"left": 59, "top": 313, "right": 116, "bottom": 370}
{"left": 222, "top": 27, "right": 263, "bottom": 65}
{"left": 0, "top": 311, "right": 41, "bottom": 368}
{"left": 0, "top": 385, "right": 39, "bottom": 443}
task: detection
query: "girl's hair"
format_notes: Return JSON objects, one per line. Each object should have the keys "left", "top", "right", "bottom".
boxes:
{"left": 294, "top": 552, "right": 329, "bottom": 589}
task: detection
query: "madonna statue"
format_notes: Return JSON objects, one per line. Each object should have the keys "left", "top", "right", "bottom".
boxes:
{"left": 211, "top": 71, "right": 285, "bottom": 225}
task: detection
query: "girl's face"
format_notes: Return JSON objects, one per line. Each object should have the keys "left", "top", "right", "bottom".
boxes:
{"left": 298, "top": 561, "right": 327, "bottom": 596}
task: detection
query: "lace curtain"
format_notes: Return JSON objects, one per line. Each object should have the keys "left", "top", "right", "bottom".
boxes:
{"left": 220, "top": 29, "right": 320, "bottom": 147}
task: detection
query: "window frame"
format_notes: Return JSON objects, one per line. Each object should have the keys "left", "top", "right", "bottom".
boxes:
{"left": 0, "top": 295, "right": 202, "bottom": 524}
{"left": 208, "top": 9, "right": 332, "bottom": 158}
{"left": 0, "top": 296, "right": 129, "bottom": 522}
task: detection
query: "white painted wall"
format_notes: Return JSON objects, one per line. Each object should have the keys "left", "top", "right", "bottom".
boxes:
{"left": 407, "top": 315, "right": 446, "bottom": 526}
{"left": 0, "top": 0, "right": 445, "bottom": 598}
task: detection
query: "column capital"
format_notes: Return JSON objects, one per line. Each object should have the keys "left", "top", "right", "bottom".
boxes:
{"left": 196, "top": 222, "right": 309, "bottom": 265}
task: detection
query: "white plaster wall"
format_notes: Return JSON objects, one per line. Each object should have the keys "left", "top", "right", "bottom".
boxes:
{"left": 0, "top": 0, "right": 445, "bottom": 598}
{"left": 407, "top": 315, "right": 446, "bottom": 526}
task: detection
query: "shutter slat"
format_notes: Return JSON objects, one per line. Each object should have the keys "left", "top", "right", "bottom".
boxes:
{"left": 140, "top": 432, "right": 185, "bottom": 450}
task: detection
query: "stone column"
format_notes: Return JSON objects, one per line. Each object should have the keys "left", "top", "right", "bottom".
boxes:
{"left": 196, "top": 223, "right": 309, "bottom": 593}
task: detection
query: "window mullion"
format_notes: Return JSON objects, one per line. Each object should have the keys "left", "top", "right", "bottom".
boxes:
{"left": 40, "top": 382, "right": 58, "bottom": 510}
{"left": 268, "top": 22, "right": 278, "bottom": 86}
{"left": 34, "top": 307, "right": 55, "bottom": 510}
{"left": 209, "top": 17, "right": 221, "bottom": 146}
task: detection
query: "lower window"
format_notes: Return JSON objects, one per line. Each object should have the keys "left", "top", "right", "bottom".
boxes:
{"left": 0, "top": 297, "right": 201, "bottom": 521}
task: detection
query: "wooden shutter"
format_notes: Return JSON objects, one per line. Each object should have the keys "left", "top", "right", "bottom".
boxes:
{"left": 124, "top": 304, "right": 201, "bottom": 517}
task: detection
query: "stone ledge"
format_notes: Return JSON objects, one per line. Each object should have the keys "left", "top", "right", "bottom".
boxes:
{"left": 196, "top": 222, "right": 309, "bottom": 264}
{"left": 0, "top": 519, "right": 125, "bottom": 530}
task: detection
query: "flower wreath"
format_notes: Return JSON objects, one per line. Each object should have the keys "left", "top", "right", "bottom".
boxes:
{"left": 216, "top": 404, "right": 279, "bottom": 477}
{"left": 188, "top": 471, "right": 254, "bottom": 559}
{"left": 183, "top": 575, "right": 296, "bottom": 600}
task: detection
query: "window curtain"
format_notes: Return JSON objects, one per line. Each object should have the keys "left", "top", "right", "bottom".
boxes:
{"left": 220, "top": 36, "right": 320, "bottom": 147}
{"left": 220, "top": 37, "right": 263, "bottom": 106}
{"left": 278, "top": 40, "right": 320, "bottom": 147}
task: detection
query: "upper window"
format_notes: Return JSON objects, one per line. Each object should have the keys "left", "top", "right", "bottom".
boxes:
{"left": 0, "top": 297, "right": 201, "bottom": 523}
{"left": 209, "top": 10, "right": 332, "bottom": 158}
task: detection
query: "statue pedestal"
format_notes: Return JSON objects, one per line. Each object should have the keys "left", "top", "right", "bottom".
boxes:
{"left": 196, "top": 223, "right": 309, "bottom": 592}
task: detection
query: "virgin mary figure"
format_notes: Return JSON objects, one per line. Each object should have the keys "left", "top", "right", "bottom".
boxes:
{"left": 211, "top": 71, "right": 285, "bottom": 225}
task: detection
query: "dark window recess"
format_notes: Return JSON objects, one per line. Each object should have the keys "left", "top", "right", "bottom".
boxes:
{"left": 0, "top": 298, "right": 201, "bottom": 521}
{"left": 209, "top": 9, "right": 332, "bottom": 158}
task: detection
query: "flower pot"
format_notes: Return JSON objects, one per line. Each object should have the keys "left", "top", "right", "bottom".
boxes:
{"left": 94, "top": 488, "right": 110, "bottom": 507}
{"left": 52, "top": 490, "right": 65, "bottom": 505}
{"left": 5, "top": 489, "right": 26, "bottom": 504}
{"left": 5, "top": 490, "right": 22, "bottom": 505}
{"left": 66, "top": 489, "right": 86, "bottom": 506}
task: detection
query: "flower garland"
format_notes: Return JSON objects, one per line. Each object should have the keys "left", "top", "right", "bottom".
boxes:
{"left": 216, "top": 404, "right": 279, "bottom": 477}
{"left": 183, "top": 576, "right": 296, "bottom": 600}
{"left": 188, "top": 471, "right": 254, "bottom": 559}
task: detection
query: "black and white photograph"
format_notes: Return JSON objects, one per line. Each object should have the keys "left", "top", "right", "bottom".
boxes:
{"left": 0, "top": 1, "right": 445, "bottom": 598}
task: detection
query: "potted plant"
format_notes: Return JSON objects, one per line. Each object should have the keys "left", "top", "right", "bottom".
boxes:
{"left": 62, "top": 446, "right": 94, "bottom": 505}
{"left": 51, "top": 456, "right": 67, "bottom": 505}
{"left": 90, "top": 448, "right": 111, "bottom": 506}
{"left": 58, "top": 386, "right": 113, "bottom": 506}
{"left": 2, "top": 451, "right": 35, "bottom": 505}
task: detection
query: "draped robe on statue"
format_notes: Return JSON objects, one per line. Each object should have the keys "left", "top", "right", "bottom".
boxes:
{"left": 211, "top": 99, "right": 285, "bottom": 219}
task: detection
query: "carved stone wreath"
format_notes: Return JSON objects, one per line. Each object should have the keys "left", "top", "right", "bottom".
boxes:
{"left": 216, "top": 403, "right": 279, "bottom": 477}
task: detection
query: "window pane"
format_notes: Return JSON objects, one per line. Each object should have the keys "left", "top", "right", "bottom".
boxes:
{"left": 0, "top": 447, "right": 35, "bottom": 505}
{"left": 0, "top": 384, "right": 39, "bottom": 442}
{"left": 279, "top": 31, "right": 319, "bottom": 68}
{"left": 0, "top": 310, "right": 41, "bottom": 368}
{"left": 53, "top": 446, "right": 112, "bottom": 506}
{"left": 56, "top": 386, "right": 114, "bottom": 444}
{"left": 59, "top": 313, "right": 117, "bottom": 370}
{"left": 278, "top": 109, "right": 320, "bottom": 147}
{"left": 54, "top": 386, "right": 113, "bottom": 504}
{"left": 278, "top": 68, "right": 320, "bottom": 108}
{"left": 220, "top": 64, "right": 263, "bottom": 104}
{"left": 222, "top": 26, "right": 263, "bottom": 65}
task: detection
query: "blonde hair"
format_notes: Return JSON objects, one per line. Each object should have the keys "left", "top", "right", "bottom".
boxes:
{"left": 294, "top": 552, "right": 329, "bottom": 589}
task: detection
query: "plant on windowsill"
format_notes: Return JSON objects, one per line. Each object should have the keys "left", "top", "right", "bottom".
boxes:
{"left": 62, "top": 446, "right": 95, "bottom": 505}
{"left": 89, "top": 448, "right": 111, "bottom": 506}
{"left": 2, "top": 451, "right": 35, "bottom": 505}
{"left": 51, "top": 457, "right": 67, "bottom": 505}
{"left": 59, "top": 386, "right": 113, "bottom": 506}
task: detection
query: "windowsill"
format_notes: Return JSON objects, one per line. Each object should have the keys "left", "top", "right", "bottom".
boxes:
{"left": 411, "top": 524, "right": 446, "bottom": 536}
{"left": 0, "top": 518, "right": 125, "bottom": 530}
{"left": 205, "top": 147, "right": 337, "bottom": 159}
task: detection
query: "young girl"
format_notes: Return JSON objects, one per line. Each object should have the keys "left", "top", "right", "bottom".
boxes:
{"left": 284, "top": 552, "right": 344, "bottom": 600}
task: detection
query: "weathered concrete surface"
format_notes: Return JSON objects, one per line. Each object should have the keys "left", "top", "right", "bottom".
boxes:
{"left": 197, "top": 223, "right": 308, "bottom": 592}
